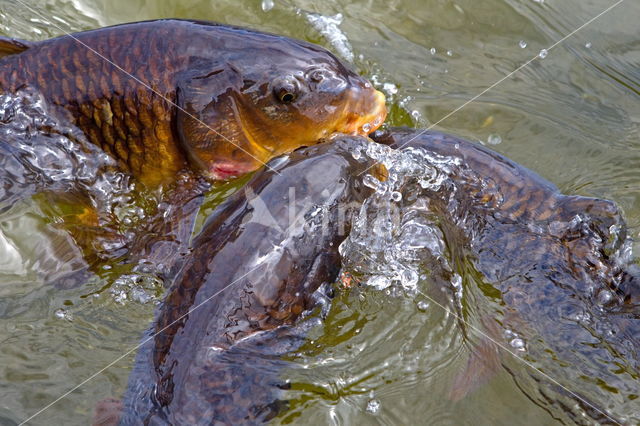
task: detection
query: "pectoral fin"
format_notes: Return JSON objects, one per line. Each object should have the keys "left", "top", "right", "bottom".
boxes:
{"left": 175, "top": 60, "right": 244, "bottom": 169}
{"left": 449, "top": 318, "right": 503, "bottom": 401}
{"left": 0, "top": 36, "right": 33, "bottom": 57}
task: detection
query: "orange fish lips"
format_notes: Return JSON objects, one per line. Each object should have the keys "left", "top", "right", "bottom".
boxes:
{"left": 336, "top": 88, "right": 387, "bottom": 136}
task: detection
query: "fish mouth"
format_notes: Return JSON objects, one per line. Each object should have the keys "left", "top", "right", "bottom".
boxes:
{"left": 207, "top": 161, "right": 256, "bottom": 180}
{"left": 336, "top": 88, "right": 387, "bottom": 136}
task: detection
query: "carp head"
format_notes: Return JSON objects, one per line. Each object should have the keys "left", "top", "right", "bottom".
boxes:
{"left": 176, "top": 25, "right": 386, "bottom": 180}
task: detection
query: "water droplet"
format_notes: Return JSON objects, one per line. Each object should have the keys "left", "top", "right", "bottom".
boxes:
{"left": 487, "top": 134, "right": 502, "bottom": 145}
{"left": 538, "top": 49, "right": 548, "bottom": 59}
{"left": 367, "top": 275, "right": 391, "bottom": 290}
{"left": 261, "top": 0, "right": 274, "bottom": 12}
{"left": 519, "top": 40, "right": 527, "bottom": 49}
{"left": 510, "top": 338, "right": 526, "bottom": 351}
{"left": 417, "top": 301, "right": 429, "bottom": 312}
{"left": 350, "top": 148, "right": 362, "bottom": 160}
{"left": 363, "top": 174, "right": 383, "bottom": 191}
{"left": 596, "top": 289, "right": 614, "bottom": 305}
{"left": 366, "top": 399, "right": 381, "bottom": 414}
{"left": 585, "top": 42, "right": 592, "bottom": 48}
{"left": 54, "top": 308, "right": 72, "bottom": 321}
{"left": 382, "top": 82, "right": 398, "bottom": 95}
{"left": 430, "top": 47, "right": 436, "bottom": 55}
{"left": 400, "top": 269, "right": 418, "bottom": 290}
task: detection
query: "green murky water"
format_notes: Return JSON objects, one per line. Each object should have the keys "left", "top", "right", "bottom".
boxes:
{"left": 0, "top": 0, "right": 638, "bottom": 424}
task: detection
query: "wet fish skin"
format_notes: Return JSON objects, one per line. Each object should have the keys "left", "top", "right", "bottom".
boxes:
{"left": 373, "top": 128, "right": 639, "bottom": 422}
{"left": 0, "top": 20, "right": 386, "bottom": 187}
{"left": 119, "top": 137, "right": 374, "bottom": 424}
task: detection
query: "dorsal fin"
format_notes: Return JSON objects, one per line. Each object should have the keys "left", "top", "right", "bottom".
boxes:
{"left": 0, "top": 36, "right": 33, "bottom": 57}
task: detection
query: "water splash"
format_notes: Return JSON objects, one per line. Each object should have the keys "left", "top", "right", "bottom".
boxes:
{"left": 304, "top": 12, "right": 354, "bottom": 63}
{"left": 340, "top": 139, "right": 463, "bottom": 295}
{"left": 0, "top": 88, "right": 128, "bottom": 210}
{"left": 110, "top": 273, "right": 163, "bottom": 305}
{"left": 0, "top": 89, "right": 167, "bottom": 301}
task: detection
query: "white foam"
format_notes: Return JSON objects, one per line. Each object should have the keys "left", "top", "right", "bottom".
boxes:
{"left": 304, "top": 12, "right": 354, "bottom": 63}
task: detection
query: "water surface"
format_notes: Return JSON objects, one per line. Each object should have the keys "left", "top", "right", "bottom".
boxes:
{"left": 0, "top": 0, "right": 638, "bottom": 424}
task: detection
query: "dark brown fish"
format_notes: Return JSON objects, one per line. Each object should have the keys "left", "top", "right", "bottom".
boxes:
{"left": 118, "top": 137, "right": 375, "bottom": 424}
{"left": 373, "top": 128, "right": 639, "bottom": 423}
{"left": 0, "top": 20, "right": 386, "bottom": 187}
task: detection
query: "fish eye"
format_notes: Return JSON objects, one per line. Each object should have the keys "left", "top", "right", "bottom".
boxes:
{"left": 272, "top": 76, "right": 300, "bottom": 104}
{"left": 280, "top": 92, "right": 295, "bottom": 103}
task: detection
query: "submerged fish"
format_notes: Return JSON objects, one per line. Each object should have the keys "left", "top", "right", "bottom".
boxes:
{"left": 117, "top": 137, "right": 375, "bottom": 424}
{"left": 0, "top": 19, "right": 386, "bottom": 187}
{"left": 371, "top": 128, "right": 639, "bottom": 422}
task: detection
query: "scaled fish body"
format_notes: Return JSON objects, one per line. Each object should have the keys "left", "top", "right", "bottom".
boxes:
{"left": 119, "top": 138, "right": 374, "bottom": 424}
{"left": 373, "top": 128, "right": 639, "bottom": 422}
{"left": 0, "top": 20, "right": 386, "bottom": 187}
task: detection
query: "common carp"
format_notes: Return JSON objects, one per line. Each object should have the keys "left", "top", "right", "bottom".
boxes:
{"left": 0, "top": 19, "right": 386, "bottom": 187}
{"left": 367, "top": 128, "right": 639, "bottom": 423}
{"left": 117, "top": 137, "right": 376, "bottom": 424}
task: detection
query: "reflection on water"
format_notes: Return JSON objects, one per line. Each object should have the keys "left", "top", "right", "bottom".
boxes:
{"left": 0, "top": 0, "right": 639, "bottom": 424}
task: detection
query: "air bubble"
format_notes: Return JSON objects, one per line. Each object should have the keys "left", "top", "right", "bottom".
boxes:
{"left": 382, "top": 82, "right": 398, "bottom": 95}
{"left": 510, "top": 338, "right": 526, "bottom": 351}
{"left": 519, "top": 40, "right": 527, "bottom": 49}
{"left": 363, "top": 174, "right": 383, "bottom": 191}
{"left": 430, "top": 47, "right": 436, "bottom": 55}
{"left": 585, "top": 42, "right": 592, "bottom": 48}
{"left": 417, "top": 301, "right": 429, "bottom": 312}
{"left": 362, "top": 123, "right": 372, "bottom": 133}
{"left": 366, "top": 399, "right": 381, "bottom": 414}
{"left": 54, "top": 309, "right": 72, "bottom": 321}
{"left": 596, "top": 289, "right": 614, "bottom": 305}
{"left": 390, "top": 191, "right": 402, "bottom": 202}
{"left": 538, "top": 49, "right": 548, "bottom": 59}
{"left": 487, "top": 134, "right": 502, "bottom": 145}
{"left": 261, "top": 0, "right": 274, "bottom": 11}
